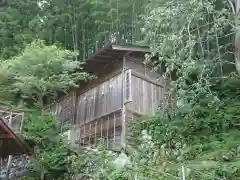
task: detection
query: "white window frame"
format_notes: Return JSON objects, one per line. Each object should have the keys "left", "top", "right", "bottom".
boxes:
{"left": 124, "top": 69, "right": 132, "bottom": 103}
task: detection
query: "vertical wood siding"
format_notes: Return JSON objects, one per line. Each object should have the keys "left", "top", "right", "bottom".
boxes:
{"left": 47, "top": 92, "right": 76, "bottom": 124}
{"left": 126, "top": 57, "right": 166, "bottom": 85}
{"left": 58, "top": 93, "right": 76, "bottom": 124}
{"left": 76, "top": 110, "right": 122, "bottom": 151}
{"left": 126, "top": 74, "right": 165, "bottom": 115}
{"left": 76, "top": 73, "right": 122, "bottom": 125}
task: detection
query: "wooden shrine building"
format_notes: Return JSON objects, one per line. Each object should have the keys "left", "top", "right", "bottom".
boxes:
{"left": 45, "top": 44, "right": 169, "bottom": 151}
{"left": 0, "top": 107, "right": 31, "bottom": 157}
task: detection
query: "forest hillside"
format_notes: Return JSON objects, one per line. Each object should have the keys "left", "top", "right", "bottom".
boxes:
{"left": 0, "top": 0, "right": 240, "bottom": 179}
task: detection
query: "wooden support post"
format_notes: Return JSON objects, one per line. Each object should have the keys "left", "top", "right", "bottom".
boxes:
{"left": 121, "top": 55, "right": 127, "bottom": 149}
{"left": 78, "top": 127, "right": 81, "bottom": 148}
{"left": 107, "top": 116, "right": 109, "bottom": 148}
{"left": 92, "top": 89, "right": 96, "bottom": 122}
{"left": 89, "top": 123, "right": 91, "bottom": 146}
{"left": 151, "top": 84, "right": 154, "bottom": 115}
{"left": 5, "top": 155, "right": 12, "bottom": 180}
{"left": 101, "top": 118, "right": 103, "bottom": 138}
{"left": 83, "top": 125, "right": 85, "bottom": 145}
{"left": 113, "top": 112, "right": 116, "bottom": 149}
{"left": 142, "top": 78, "right": 145, "bottom": 114}
{"left": 20, "top": 112, "right": 24, "bottom": 133}
{"left": 95, "top": 121, "right": 97, "bottom": 144}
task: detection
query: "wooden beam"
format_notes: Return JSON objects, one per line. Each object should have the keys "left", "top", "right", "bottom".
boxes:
{"left": 132, "top": 71, "right": 164, "bottom": 88}
{"left": 90, "top": 60, "right": 113, "bottom": 64}
{"left": 95, "top": 54, "right": 114, "bottom": 59}
{"left": 125, "top": 109, "right": 145, "bottom": 117}
{"left": 104, "top": 50, "right": 126, "bottom": 56}
{"left": 112, "top": 45, "right": 150, "bottom": 52}
{"left": 91, "top": 58, "right": 112, "bottom": 62}
{"left": 74, "top": 108, "right": 122, "bottom": 129}
{"left": 121, "top": 56, "right": 126, "bottom": 149}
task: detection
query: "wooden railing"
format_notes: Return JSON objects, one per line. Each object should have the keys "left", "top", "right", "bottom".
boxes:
{"left": 0, "top": 106, "right": 24, "bottom": 134}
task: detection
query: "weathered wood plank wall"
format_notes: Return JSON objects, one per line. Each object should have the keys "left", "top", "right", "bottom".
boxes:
{"left": 126, "top": 53, "right": 166, "bottom": 85}
{"left": 46, "top": 92, "right": 76, "bottom": 124}
{"left": 126, "top": 74, "right": 165, "bottom": 115}
{"left": 76, "top": 110, "right": 122, "bottom": 150}
{"left": 76, "top": 73, "right": 122, "bottom": 125}
{"left": 58, "top": 92, "right": 76, "bottom": 124}
{"left": 125, "top": 54, "right": 166, "bottom": 115}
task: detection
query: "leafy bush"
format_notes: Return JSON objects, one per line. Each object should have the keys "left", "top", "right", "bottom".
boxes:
{"left": 22, "top": 111, "right": 73, "bottom": 179}
{"left": 131, "top": 74, "right": 240, "bottom": 179}
{"left": 0, "top": 40, "right": 90, "bottom": 107}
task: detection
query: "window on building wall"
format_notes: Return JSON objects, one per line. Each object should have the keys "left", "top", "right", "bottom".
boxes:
{"left": 125, "top": 69, "right": 132, "bottom": 103}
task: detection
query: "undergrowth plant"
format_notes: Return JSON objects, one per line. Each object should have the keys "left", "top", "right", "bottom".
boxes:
{"left": 0, "top": 40, "right": 90, "bottom": 108}
{"left": 132, "top": 0, "right": 240, "bottom": 178}
{"left": 22, "top": 111, "right": 73, "bottom": 180}
{"left": 66, "top": 132, "right": 180, "bottom": 180}
{"left": 131, "top": 75, "right": 240, "bottom": 179}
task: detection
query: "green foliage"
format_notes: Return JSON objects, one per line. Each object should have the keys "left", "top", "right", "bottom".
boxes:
{"left": 65, "top": 135, "right": 177, "bottom": 180}
{"left": 23, "top": 111, "right": 72, "bottom": 179}
{"left": 0, "top": 0, "right": 147, "bottom": 61}
{"left": 131, "top": 74, "right": 240, "bottom": 179}
{"left": 143, "top": 0, "right": 235, "bottom": 102}
{"left": 0, "top": 40, "right": 89, "bottom": 107}
{"left": 68, "top": 142, "right": 121, "bottom": 179}
{"left": 0, "top": 0, "right": 40, "bottom": 59}
{"left": 125, "top": 1, "right": 240, "bottom": 178}
{"left": 23, "top": 111, "right": 62, "bottom": 147}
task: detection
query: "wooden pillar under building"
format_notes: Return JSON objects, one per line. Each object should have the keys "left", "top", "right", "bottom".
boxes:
{"left": 113, "top": 112, "right": 116, "bottom": 149}
{"left": 107, "top": 116, "right": 109, "bottom": 148}
{"left": 95, "top": 121, "right": 97, "bottom": 144}
{"left": 89, "top": 123, "right": 91, "bottom": 146}
{"left": 121, "top": 55, "right": 127, "bottom": 149}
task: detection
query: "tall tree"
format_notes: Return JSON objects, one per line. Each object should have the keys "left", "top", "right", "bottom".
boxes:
{"left": 0, "top": 40, "right": 89, "bottom": 108}
{"left": 0, "top": 0, "right": 42, "bottom": 59}
{"left": 33, "top": 0, "right": 147, "bottom": 60}
{"left": 0, "top": 0, "right": 147, "bottom": 61}
{"left": 142, "top": 0, "right": 235, "bottom": 102}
